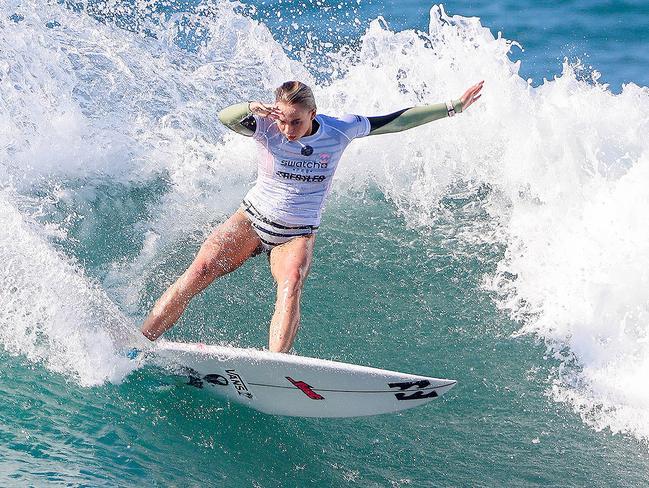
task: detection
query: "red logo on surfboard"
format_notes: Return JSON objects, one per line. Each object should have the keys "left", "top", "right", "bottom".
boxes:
{"left": 286, "top": 377, "right": 324, "bottom": 400}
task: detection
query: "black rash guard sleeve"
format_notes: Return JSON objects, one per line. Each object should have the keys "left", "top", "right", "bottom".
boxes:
{"left": 240, "top": 114, "right": 257, "bottom": 133}
{"left": 367, "top": 109, "right": 410, "bottom": 132}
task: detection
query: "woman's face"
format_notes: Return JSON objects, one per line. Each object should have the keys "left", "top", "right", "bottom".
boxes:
{"left": 275, "top": 102, "right": 316, "bottom": 141}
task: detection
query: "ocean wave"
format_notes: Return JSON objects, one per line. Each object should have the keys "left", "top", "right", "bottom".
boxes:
{"left": 1, "top": 0, "right": 647, "bottom": 442}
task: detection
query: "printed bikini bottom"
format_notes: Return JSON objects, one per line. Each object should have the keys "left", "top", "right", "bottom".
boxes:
{"left": 241, "top": 200, "right": 318, "bottom": 252}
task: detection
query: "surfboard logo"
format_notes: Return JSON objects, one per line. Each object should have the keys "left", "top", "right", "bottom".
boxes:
{"left": 226, "top": 369, "right": 253, "bottom": 399}
{"left": 388, "top": 380, "right": 439, "bottom": 401}
{"left": 184, "top": 367, "right": 228, "bottom": 389}
{"left": 286, "top": 377, "right": 324, "bottom": 400}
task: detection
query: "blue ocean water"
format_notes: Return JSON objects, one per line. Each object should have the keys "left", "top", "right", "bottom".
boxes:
{"left": 1, "top": 0, "right": 649, "bottom": 486}
{"left": 246, "top": 0, "right": 649, "bottom": 92}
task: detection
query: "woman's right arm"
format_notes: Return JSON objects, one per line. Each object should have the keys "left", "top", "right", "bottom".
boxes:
{"left": 218, "top": 102, "right": 282, "bottom": 137}
{"left": 218, "top": 102, "right": 256, "bottom": 136}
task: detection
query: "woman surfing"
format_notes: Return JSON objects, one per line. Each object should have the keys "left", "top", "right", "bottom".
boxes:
{"left": 141, "top": 80, "right": 483, "bottom": 352}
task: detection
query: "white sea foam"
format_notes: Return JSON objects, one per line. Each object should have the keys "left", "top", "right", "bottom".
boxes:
{"left": 1, "top": 1, "right": 648, "bottom": 441}
{"left": 318, "top": 6, "right": 649, "bottom": 441}
{"left": 0, "top": 0, "right": 315, "bottom": 383}
{"left": 0, "top": 0, "right": 268, "bottom": 383}
{"left": 0, "top": 189, "right": 140, "bottom": 385}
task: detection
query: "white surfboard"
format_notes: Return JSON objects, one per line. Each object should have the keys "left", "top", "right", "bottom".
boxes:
{"left": 153, "top": 340, "right": 456, "bottom": 418}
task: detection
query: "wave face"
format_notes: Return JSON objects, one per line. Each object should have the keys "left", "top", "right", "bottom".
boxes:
{"left": 1, "top": 0, "right": 648, "bottom": 446}
{"left": 318, "top": 6, "right": 649, "bottom": 441}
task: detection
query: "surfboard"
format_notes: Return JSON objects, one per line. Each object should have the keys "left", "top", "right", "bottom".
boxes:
{"left": 153, "top": 340, "right": 457, "bottom": 418}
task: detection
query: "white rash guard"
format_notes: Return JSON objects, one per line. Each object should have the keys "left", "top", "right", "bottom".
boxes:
{"left": 243, "top": 113, "right": 371, "bottom": 227}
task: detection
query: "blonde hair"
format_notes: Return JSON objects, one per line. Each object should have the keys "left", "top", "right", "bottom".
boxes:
{"left": 274, "top": 81, "right": 317, "bottom": 112}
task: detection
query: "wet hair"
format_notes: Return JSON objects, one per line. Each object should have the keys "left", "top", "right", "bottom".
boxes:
{"left": 274, "top": 81, "right": 317, "bottom": 112}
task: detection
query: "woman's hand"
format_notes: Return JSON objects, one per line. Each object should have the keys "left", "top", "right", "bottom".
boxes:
{"left": 249, "top": 101, "right": 282, "bottom": 120}
{"left": 459, "top": 81, "right": 484, "bottom": 111}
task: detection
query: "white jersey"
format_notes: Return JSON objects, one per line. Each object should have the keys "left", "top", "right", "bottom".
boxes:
{"left": 243, "top": 113, "right": 371, "bottom": 226}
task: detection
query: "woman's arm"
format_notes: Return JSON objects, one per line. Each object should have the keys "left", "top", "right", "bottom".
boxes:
{"left": 367, "top": 100, "right": 462, "bottom": 136}
{"left": 217, "top": 102, "right": 256, "bottom": 136}
{"left": 217, "top": 101, "right": 282, "bottom": 137}
{"left": 366, "top": 81, "right": 483, "bottom": 136}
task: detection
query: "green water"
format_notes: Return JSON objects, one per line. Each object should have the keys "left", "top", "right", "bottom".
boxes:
{"left": 2, "top": 2, "right": 649, "bottom": 483}
{"left": 3, "top": 191, "right": 647, "bottom": 487}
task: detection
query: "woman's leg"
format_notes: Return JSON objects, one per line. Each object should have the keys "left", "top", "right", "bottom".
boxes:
{"left": 141, "top": 211, "right": 261, "bottom": 341}
{"left": 268, "top": 234, "right": 316, "bottom": 353}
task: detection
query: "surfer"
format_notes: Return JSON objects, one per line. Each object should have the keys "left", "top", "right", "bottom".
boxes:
{"left": 141, "top": 80, "right": 483, "bottom": 352}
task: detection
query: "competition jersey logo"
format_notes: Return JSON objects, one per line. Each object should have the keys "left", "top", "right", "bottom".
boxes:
{"left": 279, "top": 159, "right": 328, "bottom": 169}
{"left": 276, "top": 152, "right": 333, "bottom": 183}
{"left": 286, "top": 377, "right": 324, "bottom": 400}
{"left": 276, "top": 171, "right": 326, "bottom": 183}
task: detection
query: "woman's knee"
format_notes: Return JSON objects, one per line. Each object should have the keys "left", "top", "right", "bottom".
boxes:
{"left": 185, "top": 258, "right": 221, "bottom": 291}
{"left": 277, "top": 267, "right": 306, "bottom": 297}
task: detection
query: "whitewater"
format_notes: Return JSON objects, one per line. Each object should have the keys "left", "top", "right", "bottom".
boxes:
{"left": 1, "top": 1, "right": 648, "bottom": 485}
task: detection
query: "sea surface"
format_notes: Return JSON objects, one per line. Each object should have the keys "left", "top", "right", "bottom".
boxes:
{"left": 1, "top": 0, "right": 648, "bottom": 486}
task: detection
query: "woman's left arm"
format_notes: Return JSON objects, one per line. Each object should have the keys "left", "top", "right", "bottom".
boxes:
{"left": 366, "top": 81, "right": 483, "bottom": 136}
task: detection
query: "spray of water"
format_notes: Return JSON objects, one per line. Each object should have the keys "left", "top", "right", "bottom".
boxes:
{"left": 1, "top": 1, "right": 647, "bottom": 440}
